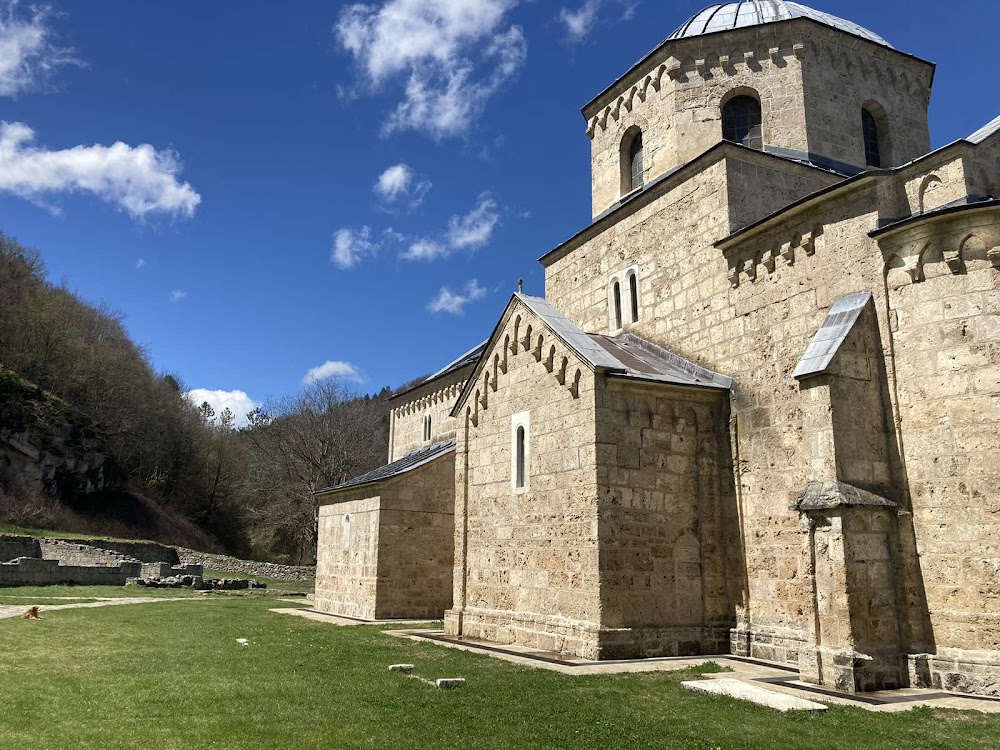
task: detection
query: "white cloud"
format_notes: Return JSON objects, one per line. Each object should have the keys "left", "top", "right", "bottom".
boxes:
{"left": 0, "top": 1, "right": 78, "bottom": 97}
{"left": 336, "top": 0, "right": 526, "bottom": 139}
{"left": 558, "top": 1, "right": 639, "bottom": 42}
{"left": 558, "top": 0, "right": 600, "bottom": 41}
{"left": 169, "top": 289, "right": 187, "bottom": 302}
{"left": 184, "top": 388, "right": 259, "bottom": 428}
{"left": 402, "top": 237, "right": 448, "bottom": 261}
{"left": 331, "top": 225, "right": 377, "bottom": 269}
{"left": 400, "top": 193, "right": 501, "bottom": 262}
{"left": 427, "top": 279, "right": 487, "bottom": 314}
{"left": 447, "top": 193, "right": 498, "bottom": 249}
{"left": 0, "top": 121, "right": 201, "bottom": 219}
{"left": 303, "top": 360, "right": 364, "bottom": 385}
{"left": 375, "top": 162, "right": 431, "bottom": 206}
{"left": 136, "top": 258, "right": 146, "bottom": 270}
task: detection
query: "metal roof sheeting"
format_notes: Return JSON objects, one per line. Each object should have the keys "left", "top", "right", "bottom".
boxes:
{"left": 517, "top": 294, "right": 732, "bottom": 390}
{"left": 668, "top": 2, "right": 892, "bottom": 48}
{"left": 316, "top": 440, "right": 456, "bottom": 495}
{"left": 792, "top": 291, "right": 872, "bottom": 380}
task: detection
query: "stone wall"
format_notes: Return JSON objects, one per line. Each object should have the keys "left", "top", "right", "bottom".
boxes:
{"left": 0, "top": 557, "right": 141, "bottom": 587}
{"left": 800, "top": 27, "right": 931, "bottom": 170}
{"left": 40, "top": 539, "right": 141, "bottom": 566}
{"left": 374, "top": 453, "right": 455, "bottom": 620}
{"left": 583, "top": 20, "right": 932, "bottom": 217}
{"left": 447, "top": 301, "right": 604, "bottom": 657}
{"left": 175, "top": 549, "right": 315, "bottom": 582}
{"left": 541, "top": 112, "right": 1000, "bottom": 691}
{"left": 315, "top": 451, "right": 454, "bottom": 620}
{"left": 0, "top": 535, "right": 41, "bottom": 562}
{"left": 389, "top": 365, "right": 474, "bottom": 462}
{"left": 595, "top": 380, "right": 738, "bottom": 658}
{"left": 316, "top": 494, "right": 381, "bottom": 619}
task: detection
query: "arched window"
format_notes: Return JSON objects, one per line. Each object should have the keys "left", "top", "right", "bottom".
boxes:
{"left": 612, "top": 280, "right": 623, "bottom": 330}
{"left": 629, "top": 132, "right": 644, "bottom": 191}
{"left": 620, "top": 128, "right": 644, "bottom": 195}
{"left": 426, "top": 415, "right": 432, "bottom": 441}
{"left": 342, "top": 514, "right": 351, "bottom": 551}
{"left": 862, "top": 108, "right": 882, "bottom": 168}
{"left": 515, "top": 426, "right": 526, "bottom": 489}
{"left": 628, "top": 271, "right": 639, "bottom": 323}
{"left": 511, "top": 411, "right": 529, "bottom": 491}
{"left": 722, "top": 95, "right": 762, "bottom": 150}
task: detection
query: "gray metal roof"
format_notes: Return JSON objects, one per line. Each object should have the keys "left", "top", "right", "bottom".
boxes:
{"left": 389, "top": 341, "right": 486, "bottom": 402}
{"left": 968, "top": 114, "right": 1000, "bottom": 145}
{"left": 518, "top": 294, "right": 731, "bottom": 389}
{"left": 516, "top": 294, "right": 624, "bottom": 370}
{"left": 792, "top": 291, "right": 872, "bottom": 380}
{"left": 669, "top": 2, "right": 892, "bottom": 48}
{"left": 589, "top": 333, "right": 733, "bottom": 390}
{"left": 425, "top": 341, "right": 487, "bottom": 382}
{"left": 315, "top": 440, "right": 456, "bottom": 496}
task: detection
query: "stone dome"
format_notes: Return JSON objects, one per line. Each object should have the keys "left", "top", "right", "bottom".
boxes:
{"left": 668, "top": 1, "right": 891, "bottom": 48}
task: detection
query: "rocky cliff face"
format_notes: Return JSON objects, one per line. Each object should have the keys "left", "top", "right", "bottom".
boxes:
{"left": 0, "top": 367, "right": 120, "bottom": 500}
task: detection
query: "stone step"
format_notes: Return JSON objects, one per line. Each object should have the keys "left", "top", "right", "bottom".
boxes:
{"left": 681, "top": 678, "right": 828, "bottom": 712}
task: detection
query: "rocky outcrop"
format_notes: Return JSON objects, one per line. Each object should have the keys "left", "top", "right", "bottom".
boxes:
{"left": 0, "top": 369, "right": 121, "bottom": 500}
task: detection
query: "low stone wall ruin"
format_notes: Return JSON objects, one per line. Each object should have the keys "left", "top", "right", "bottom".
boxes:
{"left": 0, "top": 533, "right": 313, "bottom": 585}
{"left": 0, "top": 557, "right": 141, "bottom": 587}
{"left": 175, "top": 548, "right": 315, "bottom": 582}
{"left": 0, "top": 534, "right": 42, "bottom": 562}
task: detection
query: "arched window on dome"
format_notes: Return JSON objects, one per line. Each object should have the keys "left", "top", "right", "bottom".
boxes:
{"left": 620, "top": 127, "right": 644, "bottom": 196}
{"left": 862, "top": 107, "right": 882, "bottom": 168}
{"left": 722, "top": 94, "right": 762, "bottom": 150}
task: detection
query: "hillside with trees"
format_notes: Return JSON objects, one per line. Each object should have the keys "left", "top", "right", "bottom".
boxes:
{"left": 0, "top": 233, "right": 391, "bottom": 563}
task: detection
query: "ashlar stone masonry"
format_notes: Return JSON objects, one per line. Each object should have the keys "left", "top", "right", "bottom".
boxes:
{"left": 315, "top": 1, "right": 1000, "bottom": 698}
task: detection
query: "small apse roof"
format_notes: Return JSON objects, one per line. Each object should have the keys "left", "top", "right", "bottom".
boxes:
{"left": 668, "top": 2, "right": 892, "bottom": 48}
{"left": 315, "top": 439, "right": 456, "bottom": 495}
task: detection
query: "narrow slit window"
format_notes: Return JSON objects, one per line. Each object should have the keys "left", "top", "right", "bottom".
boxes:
{"left": 613, "top": 281, "right": 623, "bottom": 330}
{"left": 426, "top": 415, "right": 432, "bottom": 441}
{"left": 628, "top": 272, "right": 639, "bottom": 323}
{"left": 629, "top": 132, "right": 644, "bottom": 191}
{"left": 862, "top": 108, "right": 882, "bottom": 168}
{"left": 515, "top": 425, "right": 526, "bottom": 489}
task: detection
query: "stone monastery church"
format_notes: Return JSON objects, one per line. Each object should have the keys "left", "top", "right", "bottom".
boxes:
{"left": 316, "top": 2, "right": 1000, "bottom": 697}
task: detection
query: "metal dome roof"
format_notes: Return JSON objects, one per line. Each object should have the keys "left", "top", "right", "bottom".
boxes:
{"left": 668, "top": 2, "right": 892, "bottom": 48}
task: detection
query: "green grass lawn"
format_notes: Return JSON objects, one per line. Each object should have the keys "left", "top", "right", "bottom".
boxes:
{"left": 0, "top": 588, "right": 996, "bottom": 750}
{"left": 0, "top": 523, "right": 159, "bottom": 543}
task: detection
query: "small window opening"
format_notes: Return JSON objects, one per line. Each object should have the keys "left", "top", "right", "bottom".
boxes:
{"left": 722, "top": 95, "right": 762, "bottom": 150}
{"left": 862, "top": 108, "right": 882, "bottom": 168}
{"left": 629, "top": 132, "right": 644, "bottom": 191}
{"left": 628, "top": 272, "right": 639, "bottom": 323}
{"left": 515, "top": 425, "right": 526, "bottom": 489}
{"left": 613, "top": 281, "right": 623, "bottom": 330}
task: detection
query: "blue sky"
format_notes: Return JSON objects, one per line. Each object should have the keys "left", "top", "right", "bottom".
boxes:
{"left": 0, "top": 0, "right": 995, "bottom": 422}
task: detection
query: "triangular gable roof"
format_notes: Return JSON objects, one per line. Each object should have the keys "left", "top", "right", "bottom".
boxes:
{"left": 451, "top": 293, "right": 731, "bottom": 417}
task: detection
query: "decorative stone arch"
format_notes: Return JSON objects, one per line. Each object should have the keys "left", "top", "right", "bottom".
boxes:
{"left": 917, "top": 173, "right": 943, "bottom": 214}
{"left": 533, "top": 334, "right": 544, "bottom": 362}
{"left": 861, "top": 99, "right": 893, "bottom": 168}
{"left": 522, "top": 324, "right": 533, "bottom": 352}
{"left": 884, "top": 252, "right": 917, "bottom": 289}
{"left": 511, "top": 317, "right": 521, "bottom": 355}
{"left": 569, "top": 369, "right": 582, "bottom": 399}
{"left": 545, "top": 345, "right": 556, "bottom": 373}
